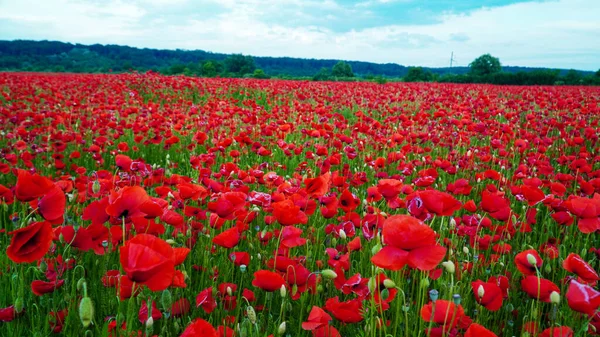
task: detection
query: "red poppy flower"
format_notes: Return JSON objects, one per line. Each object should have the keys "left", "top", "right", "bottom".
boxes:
{"left": 302, "top": 306, "right": 332, "bottom": 331}
{"left": 252, "top": 270, "right": 286, "bottom": 292}
{"left": 341, "top": 273, "right": 370, "bottom": 298}
{"left": 0, "top": 184, "right": 14, "bottom": 204}
{"left": 481, "top": 190, "right": 511, "bottom": 221}
{"left": 119, "top": 234, "right": 175, "bottom": 291}
{"left": 304, "top": 172, "right": 331, "bottom": 198}
{"left": 562, "top": 253, "right": 599, "bottom": 285}
{"left": 229, "top": 252, "right": 250, "bottom": 266}
{"left": 207, "top": 192, "right": 247, "bottom": 220}
{"left": 371, "top": 215, "right": 446, "bottom": 271}
{"left": 115, "top": 154, "right": 133, "bottom": 171}
{"left": 213, "top": 227, "right": 241, "bottom": 248}
{"left": 0, "top": 306, "right": 16, "bottom": 322}
{"left": 31, "top": 279, "right": 65, "bottom": 296}
{"left": 106, "top": 186, "right": 150, "bottom": 220}
{"left": 566, "top": 279, "right": 600, "bottom": 315}
{"left": 520, "top": 276, "right": 559, "bottom": 302}
{"left": 171, "top": 298, "right": 191, "bottom": 317}
{"left": 418, "top": 190, "right": 462, "bottom": 216}
{"left": 177, "top": 182, "right": 209, "bottom": 200}
{"left": 37, "top": 185, "right": 66, "bottom": 223}
{"left": 7, "top": 221, "right": 53, "bottom": 263}
{"left": 325, "top": 296, "right": 363, "bottom": 323}
{"left": 465, "top": 323, "right": 497, "bottom": 337}
{"left": 514, "top": 249, "right": 543, "bottom": 275}
{"left": 519, "top": 185, "right": 545, "bottom": 206}
{"left": 138, "top": 300, "right": 162, "bottom": 324}
{"left": 472, "top": 280, "right": 503, "bottom": 311}
{"left": 48, "top": 308, "right": 67, "bottom": 333}
{"left": 15, "top": 170, "right": 54, "bottom": 202}
{"left": 279, "top": 226, "right": 307, "bottom": 248}
{"left": 272, "top": 199, "right": 308, "bottom": 226}
{"left": 196, "top": 287, "right": 218, "bottom": 314}
{"left": 181, "top": 318, "right": 217, "bottom": 337}
{"left": 538, "top": 327, "right": 573, "bottom": 337}
{"left": 420, "top": 300, "right": 464, "bottom": 330}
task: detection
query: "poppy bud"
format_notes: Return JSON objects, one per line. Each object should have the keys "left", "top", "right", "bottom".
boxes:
{"left": 463, "top": 247, "right": 470, "bottom": 255}
{"left": 368, "top": 278, "right": 377, "bottom": 293}
{"left": 441, "top": 261, "right": 455, "bottom": 274}
{"left": 161, "top": 290, "right": 172, "bottom": 311}
{"left": 544, "top": 264, "right": 552, "bottom": 273}
{"left": 39, "top": 260, "right": 47, "bottom": 273}
{"left": 246, "top": 306, "right": 257, "bottom": 324}
{"left": 420, "top": 278, "right": 430, "bottom": 289}
{"left": 477, "top": 285, "right": 485, "bottom": 298}
{"left": 79, "top": 297, "right": 94, "bottom": 328}
{"left": 227, "top": 286, "right": 233, "bottom": 297}
{"left": 526, "top": 253, "right": 538, "bottom": 267}
{"left": 449, "top": 218, "right": 456, "bottom": 228}
{"left": 146, "top": 316, "right": 154, "bottom": 331}
{"left": 321, "top": 269, "right": 337, "bottom": 279}
{"left": 278, "top": 322, "right": 286, "bottom": 335}
{"left": 280, "top": 285, "right": 286, "bottom": 298}
{"left": 381, "top": 288, "right": 390, "bottom": 300}
{"left": 291, "top": 284, "right": 298, "bottom": 296}
{"left": 371, "top": 243, "right": 382, "bottom": 255}
{"left": 339, "top": 229, "right": 347, "bottom": 240}
{"left": 14, "top": 297, "right": 24, "bottom": 314}
{"left": 383, "top": 279, "right": 396, "bottom": 289}
{"left": 550, "top": 291, "right": 560, "bottom": 304}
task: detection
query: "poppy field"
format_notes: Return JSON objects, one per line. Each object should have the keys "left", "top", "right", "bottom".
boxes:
{"left": 0, "top": 72, "right": 599, "bottom": 337}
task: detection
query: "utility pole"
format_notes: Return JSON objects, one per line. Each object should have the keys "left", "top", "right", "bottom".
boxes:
{"left": 450, "top": 52, "right": 456, "bottom": 68}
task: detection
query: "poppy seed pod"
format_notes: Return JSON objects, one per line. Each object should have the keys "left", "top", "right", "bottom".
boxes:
{"left": 246, "top": 306, "right": 257, "bottom": 324}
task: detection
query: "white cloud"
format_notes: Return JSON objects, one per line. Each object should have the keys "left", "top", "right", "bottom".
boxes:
{"left": 0, "top": 0, "right": 598, "bottom": 70}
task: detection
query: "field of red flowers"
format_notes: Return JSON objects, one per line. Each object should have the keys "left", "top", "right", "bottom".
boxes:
{"left": 0, "top": 72, "right": 599, "bottom": 337}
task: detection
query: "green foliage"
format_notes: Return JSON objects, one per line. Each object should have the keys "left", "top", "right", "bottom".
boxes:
{"left": 331, "top": 61, "right": 354, "bottom": 77}
{"left": 201, "top": 61, "right": 218, "bottom": 77}
{"left": 252, "top": 69, "right": 269, "bottom": 79}
{"left": 469, "top": 54, "right": 502, "bottom": 76}
{"left": 224, "top": 54, "right": 256, "bottom": 76}
{"left": 312, "top": 67, "right": 331, "bottom": 81}
{"left": 404, "top": 67, "right": 433, "bottom": 82}
{"left": 0, "top": 40, "right": 597, "bottom": 85}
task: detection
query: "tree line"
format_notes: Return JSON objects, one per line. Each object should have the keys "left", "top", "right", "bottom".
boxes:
{"left": 0, "top": 40, "right": 597, "bottom": 85}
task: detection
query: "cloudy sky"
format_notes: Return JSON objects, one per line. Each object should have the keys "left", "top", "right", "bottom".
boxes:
{"left": 1, "top": 0, "right": 598, "bottom": 70}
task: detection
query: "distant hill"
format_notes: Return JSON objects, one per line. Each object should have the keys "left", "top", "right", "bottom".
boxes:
{"left": 0, "top": 40, "right": 593, "bottom": 78}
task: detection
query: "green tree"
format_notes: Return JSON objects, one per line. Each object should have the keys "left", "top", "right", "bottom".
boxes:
{"left": 404, "top": 67, "right": 432, "bottom": 82}
{"left": 201, "top": 61, "right": 218, "bottom": 77}
{"left": 252, "top": 69, "right": 269, "bottom": 79}
{"left": 224, "top": 54, "right": 256, "bottom": 76}
{"left": 469, "top": 54, "right": 502, "bottom": 76}
{"left": 331, "top": 61, "right": 354, "bottom": 77}
{"left": 563, "top": 69, "right": 582, "bottom": 85}
{"left": 312, "top": 67, "right": 331, "bottom": 81}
